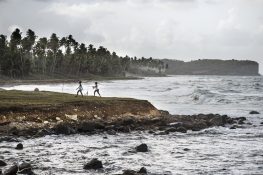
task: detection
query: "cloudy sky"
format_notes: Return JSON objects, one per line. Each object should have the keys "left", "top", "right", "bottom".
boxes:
{"left": 0, "top": 0, "right": 263, "bottom": 73}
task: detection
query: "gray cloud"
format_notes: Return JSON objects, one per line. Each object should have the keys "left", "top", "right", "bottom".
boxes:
{"left": 0, "top": 0, "right": 263, "bottom": 73}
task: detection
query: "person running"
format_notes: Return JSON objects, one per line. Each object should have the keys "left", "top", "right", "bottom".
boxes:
{"left": 76, "top": 81, "right": 83, "bottom": 97}
{"left": 93, "top": 82, "right": 101, "bottom": 97}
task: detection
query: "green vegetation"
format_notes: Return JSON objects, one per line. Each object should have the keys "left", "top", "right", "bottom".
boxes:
{"left": 163, "top": 59, "right": 259, "bottom": 75}
{"left": 0, "top": 90, "right": 140, "bottom": 109}
{"left": 0, "top": 28, "right": 165, "bottom": 79}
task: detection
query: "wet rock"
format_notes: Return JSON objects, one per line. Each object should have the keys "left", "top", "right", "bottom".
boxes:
{"left": 191, "top": 122, "right": 208, "bottom": 131}
{"left": 3, "top": 164, "right": 18, "bottom": 175}
{"left": 233, "top": 117, "right": 246, "bottom": 124}
{"left": 260, "top": 122, "right": 263, "bottom": 125}
{"left": 148, "top": 130, "right": 155, "bottom": 134}
{"left": 34, "top": 129, "right": 52, "bottom": 137}
{"left": 122, "top": 170, "right": 137, "bottom": 175}
{"left": 34, "top": 88, "right": 39, "bottom": 92}
{"left": 165, "top": 128, "right": 177, "bottom": 133}
{"left": 78, "top": 122, "right": 105, "bottom": 133}
{"left": 18, "top": 162, "right": 33, "bottom": 174}
{"left": 53, "top": 123, "right": 76, "bottom": 135}
{"left": 0, "top": 160, "right": 7, "bottom": 166}
{"left": 0, "top": 137, "right": 19, "bottom": 143}
{"left": 230, "top": 126, "right": 236, "bottom": 129}
{"left": 176, "top": 127, "right": 187, "bottom": 133}
{"left": 238, "top": 119, "right": 245, "bottom": 125}
{"left": 249, "top": 111, "right": 260, "bottom": 114}
{"left": 107, "top": 130, "right": 117, "bottom": 135}
{"left": 83, "top": 158, "right": 103, "bottom": 170}
{"left": 136, "top": 144, "right": 148, "bottom": 152}
{"left": 9, "top": 127, "right": 19, "bottom": 136}
{"left": 138, "top": 167, "right": 147, "bottom": 174}
{"left": 115, "top": 126, "right": 130, "bottom": 133}
{"left": 183, "top": 148, "right": 190, "bottom": 151}
{"left": 209, "top": 116, "right": 224, "bottom": 126}
{"left": 121, "top": 117, "right": 135, "bottom": 126}
{"left": 15, "top": 143, "right": 23, "bottom": 150}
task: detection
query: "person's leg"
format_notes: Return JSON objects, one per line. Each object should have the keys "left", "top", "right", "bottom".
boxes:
{"left": 76, "top": 90, "right": 79, "bottom": 97}
{"left": 80, "top": 91, "right": 83, "bottom": 97}
{"left": 97, "top": 90, "right": 101, "bottom": 97}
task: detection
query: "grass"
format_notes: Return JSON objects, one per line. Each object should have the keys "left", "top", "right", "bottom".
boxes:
{"left": 0, "top": 90, "right": 142, "bottom": 109}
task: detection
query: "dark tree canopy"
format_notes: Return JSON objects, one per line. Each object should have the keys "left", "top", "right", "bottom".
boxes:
{"left": 0, "top": 28, "right": 165, "bottom": 79}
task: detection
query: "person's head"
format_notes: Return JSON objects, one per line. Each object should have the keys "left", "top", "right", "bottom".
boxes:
{"left": 95, "top": 82, "right": 98, "bottom": 84}
{"left": 79, "top": 81, "right": 82, "bottom": 84}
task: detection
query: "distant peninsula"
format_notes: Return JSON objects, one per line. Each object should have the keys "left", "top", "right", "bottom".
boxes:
{"left": 163, "top": 59, "right": 260, "bottom": 76}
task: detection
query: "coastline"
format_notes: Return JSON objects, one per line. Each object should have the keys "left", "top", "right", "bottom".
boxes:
{"left": 0, "top": 90, "right": 248, "bottom": 138}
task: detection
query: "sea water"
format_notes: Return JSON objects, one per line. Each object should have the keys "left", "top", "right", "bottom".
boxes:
{"left": 1, "top": 76, "right": 263, "bottom": 174}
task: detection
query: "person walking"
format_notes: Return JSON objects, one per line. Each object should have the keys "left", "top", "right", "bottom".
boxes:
{"left": 93, "top": 82, "right": 101, "bottom": 97}
{"left": 76, "top": 81, "right": 83, "bottom": 97}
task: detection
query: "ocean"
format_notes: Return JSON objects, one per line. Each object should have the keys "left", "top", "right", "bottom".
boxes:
{"left": 1, "top": 75, "right": 263, "bottom": 174}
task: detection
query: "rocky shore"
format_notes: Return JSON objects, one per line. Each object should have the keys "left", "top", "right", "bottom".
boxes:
{"left": 0, "top": 90, "right": 252, "bottom": 175}
{"left": 0, "top": 90, "right": 248, "bottom": 138}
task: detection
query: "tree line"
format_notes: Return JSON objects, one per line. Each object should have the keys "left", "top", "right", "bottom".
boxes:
{"left": 0, "top": 28, "right": 165, "bottom": 79}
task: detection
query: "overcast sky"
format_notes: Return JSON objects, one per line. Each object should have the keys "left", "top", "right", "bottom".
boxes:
{"left": 0, "top": 0, "right": 262, "bottom": 74}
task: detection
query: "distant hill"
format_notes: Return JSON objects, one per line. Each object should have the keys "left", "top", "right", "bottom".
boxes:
{"left": 163, "top": 59, "right": 260, "bottom": 76}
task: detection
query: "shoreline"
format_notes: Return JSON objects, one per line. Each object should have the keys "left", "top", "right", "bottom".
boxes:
{"left": 0, "top": 76, "right": 142, "bottom": 86}
{"left": 0, "top": 90, "right": 248, "bottom": 138}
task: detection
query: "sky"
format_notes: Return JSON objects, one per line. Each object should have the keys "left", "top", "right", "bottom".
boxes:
{"left": 0, "top": 0, "right": 263, "bottom": 74}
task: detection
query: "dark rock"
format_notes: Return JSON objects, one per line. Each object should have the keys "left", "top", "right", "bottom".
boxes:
{"left": 122, "top": 170, "right": 137, "bottom": 175}
{"left": 176, "top": 127, "right": 187, "bottom": 133}
{"left": 157, "top": 131, "right": 168, "bottom": 135}
{"left": 209, "top": 116, "right": 223, "bottom": 126}
{"left": 53, "top": 123, "right": 76, "bottom": 135}
{"left": 138, "top": 167, "right": 147, "bottom": 174}
{"left": 191, "top": 122, "right": 208, "bottom": 131}
{"left": 15, "top": 143, "right": 23, "bottom": 150}
{"left": 148, "top": 130, "right": 155, "bottom": 134}
{"left": 34, "top": 88, "right": 39, "bottom": 92}
{"left": 107, "top": 130, "right": 117, "bottom": 135}
{"left": 165, "top": 128, "right": 177, "bottom": 133}
{"left": 0, "top": 137, "right": 19, "bottom": 143}
{"left": 83, "top": 158, "right": 103, "bottom": 170}
{"left": 238, "top": 119, "right": 245, "bottom": 125}
{"left": 230, "top": 126, "right": 236, "bottom": 129}
{"left": 249, "top": 111, "right": 260, "bottom": 114}
{"left": 0, "top": 160, "right": 7, "bottom": 167}
{"left": 34, "top": 129, "right": 52, "bottom": 137}
{"left": 18, "top": 162, "right": 33, "bottom": 174}
{"left": 116, "top": 126, "right": 130, "bottom": 133}
{"left": 121, "top": 117, "right": 135, "bottom": 126}
{"left": 260, "top": 122, "right": 263, "bottom": 125}
{"left": 3, "top": 165, "right": 18, "bottom": 175}
{"left": 183, "top": 148, "right": 190, "bottom": 151}
{"left": 136, "top": 144, "right": 148, "bottom": 152}
{"left": 78, "top": 122, "right": 105, "bottom": 133}
{"left": 9, "top": 127, "right": 19, "bottom": 136}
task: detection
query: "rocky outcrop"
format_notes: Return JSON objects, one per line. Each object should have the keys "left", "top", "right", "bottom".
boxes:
{"left": 163, "top": 59, "right": 260, "bottom": 76}
{"left": 249, "top": 111, "right": 260, "bottom": 114}
{"left": 136, "top": 144, "right": 148, "bottom": 152}
{"left": 83, "top": 158, "right": 103, "bottom": 170}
